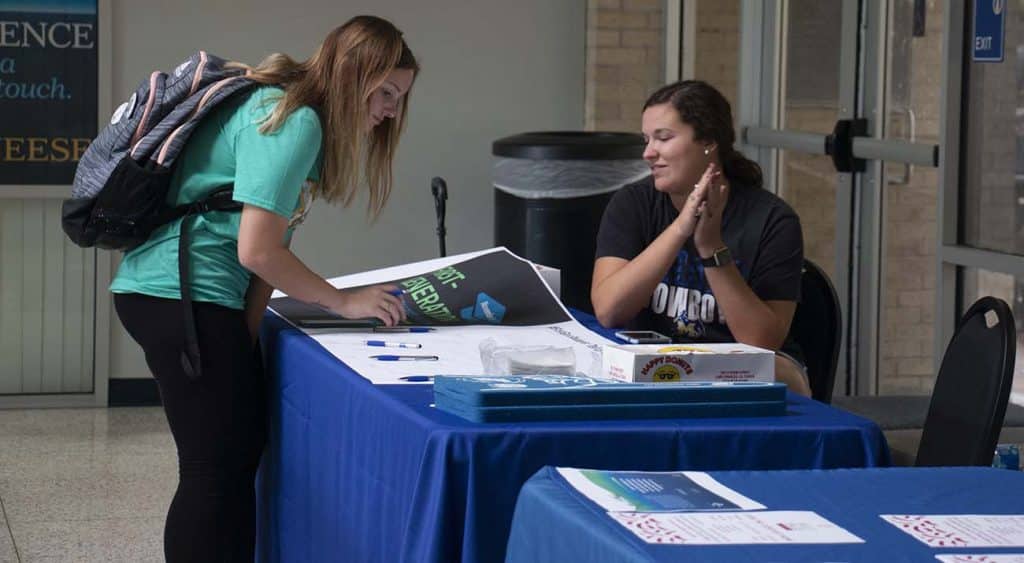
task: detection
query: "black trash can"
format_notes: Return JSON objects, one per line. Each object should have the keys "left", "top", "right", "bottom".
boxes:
{"left": 492, "top": 132, "right": 647, "bottom": 313}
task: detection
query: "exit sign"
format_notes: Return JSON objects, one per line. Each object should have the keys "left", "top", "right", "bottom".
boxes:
{"left": 973, "top": 0, "right": 1006, "bottom": 62}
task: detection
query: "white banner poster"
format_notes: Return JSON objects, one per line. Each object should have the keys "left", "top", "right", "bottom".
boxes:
{"left": 269, "top": 248, "right": 615, "bottom": 384}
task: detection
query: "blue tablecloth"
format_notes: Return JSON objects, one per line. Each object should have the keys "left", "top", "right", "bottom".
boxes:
{"left": 507, "top": 466, "right": 1024, "bottom": 562}
{"left": 255, "top": 312, "right": 891, "bottom": 563}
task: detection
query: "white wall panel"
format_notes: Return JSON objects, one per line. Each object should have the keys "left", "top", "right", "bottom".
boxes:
{"left": 0, "top": 199, "right": 95, "bottom": 394}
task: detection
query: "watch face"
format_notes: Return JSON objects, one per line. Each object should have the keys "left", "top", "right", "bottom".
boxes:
{"left": 703, "top": 247, "right": 731, "bottom": 267}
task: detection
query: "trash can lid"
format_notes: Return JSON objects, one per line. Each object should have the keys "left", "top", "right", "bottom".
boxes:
{"left": 492, "top": 131, "right": 645, "bottom": 160}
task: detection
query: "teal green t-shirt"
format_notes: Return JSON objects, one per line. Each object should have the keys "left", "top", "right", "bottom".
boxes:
{"left": 110, "top": 86, "right": 323, "bottom": 309}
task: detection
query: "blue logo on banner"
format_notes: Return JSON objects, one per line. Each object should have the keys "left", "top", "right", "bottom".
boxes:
{"left": 459, "top": 292, "right": 506, "bottom": 324}
{"left": 973, "top": 0, "right": 1005, "bottom": 62}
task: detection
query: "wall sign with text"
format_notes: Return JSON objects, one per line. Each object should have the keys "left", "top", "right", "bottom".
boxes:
{"left": 0, "top": 0, "right": 98, "bottom": 185}
{"left": 973, "top": 0, "right": 1006, "bottom": 63}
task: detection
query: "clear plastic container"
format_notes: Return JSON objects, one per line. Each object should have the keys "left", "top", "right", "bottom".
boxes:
{"left": 479, "top": 338, "right": 576, "bottom": 376}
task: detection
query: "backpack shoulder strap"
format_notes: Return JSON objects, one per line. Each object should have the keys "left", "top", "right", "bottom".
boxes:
{"left": 172, "top": 184, "right": 243, "bottom": 380}
{"left": 153, "top": 184, "right": 242, "bottom": 227}
{"left": 130, "top": 52, "right": 254, "bottom": 165}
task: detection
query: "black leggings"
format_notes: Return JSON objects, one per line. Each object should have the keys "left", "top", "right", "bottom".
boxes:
{"left": 115, "top": 293, "right": 267, "bottom": 563}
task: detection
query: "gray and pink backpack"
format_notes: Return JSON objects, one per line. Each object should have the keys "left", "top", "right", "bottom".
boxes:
{"left": 64, "top": 51, "right": 260, "bottom": 379}
{"left": 64, "top": 51, "right": 256, "bottom": 250}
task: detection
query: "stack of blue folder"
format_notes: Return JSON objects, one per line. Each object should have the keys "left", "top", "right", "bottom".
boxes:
{"left": 433, "top": 375, "right": 787, "bottom": 423}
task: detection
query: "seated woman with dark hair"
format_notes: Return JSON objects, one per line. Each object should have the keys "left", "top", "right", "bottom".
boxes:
{"left": 591, "top": 80, "right": 812, "bottom": 396}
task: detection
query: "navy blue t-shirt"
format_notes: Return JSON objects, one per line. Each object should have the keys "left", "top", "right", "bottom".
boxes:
{"left": 595, "top": 176, "right": 804, "bottom": 357}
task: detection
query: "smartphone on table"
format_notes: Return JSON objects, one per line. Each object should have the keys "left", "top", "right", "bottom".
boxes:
{"left": 613, "top": 330, "right": 672, "bottom": 344}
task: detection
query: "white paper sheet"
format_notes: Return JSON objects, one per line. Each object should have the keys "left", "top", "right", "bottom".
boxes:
{"left": 608, "top": 510, "right": 864, "bottom": 545}
{"left": 935, "top": 555, "right": 1024, "bottom": 563}
{"left": 882, "top": 515, "right": 1024, "bottom": 548}
{"left": 270, "top": 248, "right": 615, "bottom": 384}
{"left": 309, "top": 321, "right": 609, "bottom": 384}
{"left": 557, "top": 467, "right": 765, "bottom": 512}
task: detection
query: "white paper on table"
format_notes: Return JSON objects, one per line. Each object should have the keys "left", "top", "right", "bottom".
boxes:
{"left": 557, "top": 467, "right": 765, "bottom": 512}
{"left": 270, "top": 248, "right": 615, "bottom": 384}
{"left": 936, "top": 555, "right": 1024, "bottom": 563}
{"left": 608, "top": 510, "right": 864, "bottom": 545}
{"left": 310, "top": 321, "right": 610, "bottom": 384}
{"left": 882, "top": 515, "right": 1024, "bottom": 548}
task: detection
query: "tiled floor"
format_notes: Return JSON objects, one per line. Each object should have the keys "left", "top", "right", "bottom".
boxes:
{"left": 0, "top": 407, "right": 175, "bottom": 562}
{"left": 2, "top": 395, "right": 1022, "bottom": 563}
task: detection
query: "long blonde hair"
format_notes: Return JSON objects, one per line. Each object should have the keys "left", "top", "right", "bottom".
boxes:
{"left": 237, "top": 16, "right": 418, "bottom": 217}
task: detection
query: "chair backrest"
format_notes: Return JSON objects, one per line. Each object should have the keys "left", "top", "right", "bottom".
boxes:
{"left": 789, "top": 259, "right": 842, "bottom": 404}
{"left": 916, "top": 296, "right": 1016, "bottom": 467}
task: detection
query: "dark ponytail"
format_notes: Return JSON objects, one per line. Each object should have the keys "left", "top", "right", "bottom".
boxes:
{"left": 721, "top": 147, "right": 762, "bottom": 189}
{"left": 643, "top": 80, "right": 763, "bottom": 189}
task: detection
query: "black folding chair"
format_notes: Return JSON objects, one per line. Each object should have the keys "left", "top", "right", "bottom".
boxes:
{"left": 915, "top": 296, "right": 1016, "bottom": 466}
{"left": 788, "top": 259, "right": 842, "bottom": 404}
{"left": 835, "top": 296, "right": 1017, "bottom": 466}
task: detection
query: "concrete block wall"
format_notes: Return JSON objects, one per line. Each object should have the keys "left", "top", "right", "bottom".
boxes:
{"left": 585, "top": 0, "right": 665, "bottom": 131}
{"left": 692, "top": 0, "right": 739, "bottom": 110}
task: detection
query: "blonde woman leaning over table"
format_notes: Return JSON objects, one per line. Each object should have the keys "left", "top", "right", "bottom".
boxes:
{"left": 111, "top": 16, "right": 418, "bottom": 562}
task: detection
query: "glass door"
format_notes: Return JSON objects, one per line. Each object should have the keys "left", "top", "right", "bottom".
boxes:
{"left": 947, "top": 0, "right": 1024, "bottom": 404}
{"left": 737, "top": 0, "right": 943, "bottom": 397}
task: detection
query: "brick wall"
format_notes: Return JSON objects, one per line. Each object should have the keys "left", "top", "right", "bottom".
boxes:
{"left": 585, "top": 0, "right": 665, "bottom": 131}
{"left": 692, "top": 0, "right": 739, "bottom": 109}
{"left": 585, "top": 0, "right": 740, "bottom": 130}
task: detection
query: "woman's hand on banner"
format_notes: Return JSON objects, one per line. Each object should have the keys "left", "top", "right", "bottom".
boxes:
{"left": 329, "top": 284, "right": 407, "bottom": 326}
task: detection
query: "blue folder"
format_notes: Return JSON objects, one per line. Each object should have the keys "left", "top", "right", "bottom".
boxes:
{"left": 432, "top": 375, "right": 787, "bottom": 422}
{"left": 433, "top": 375, "right": 786, "bottom": 406}
{"left": 434, "top": 396, "right": 786, "bottom": 423}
